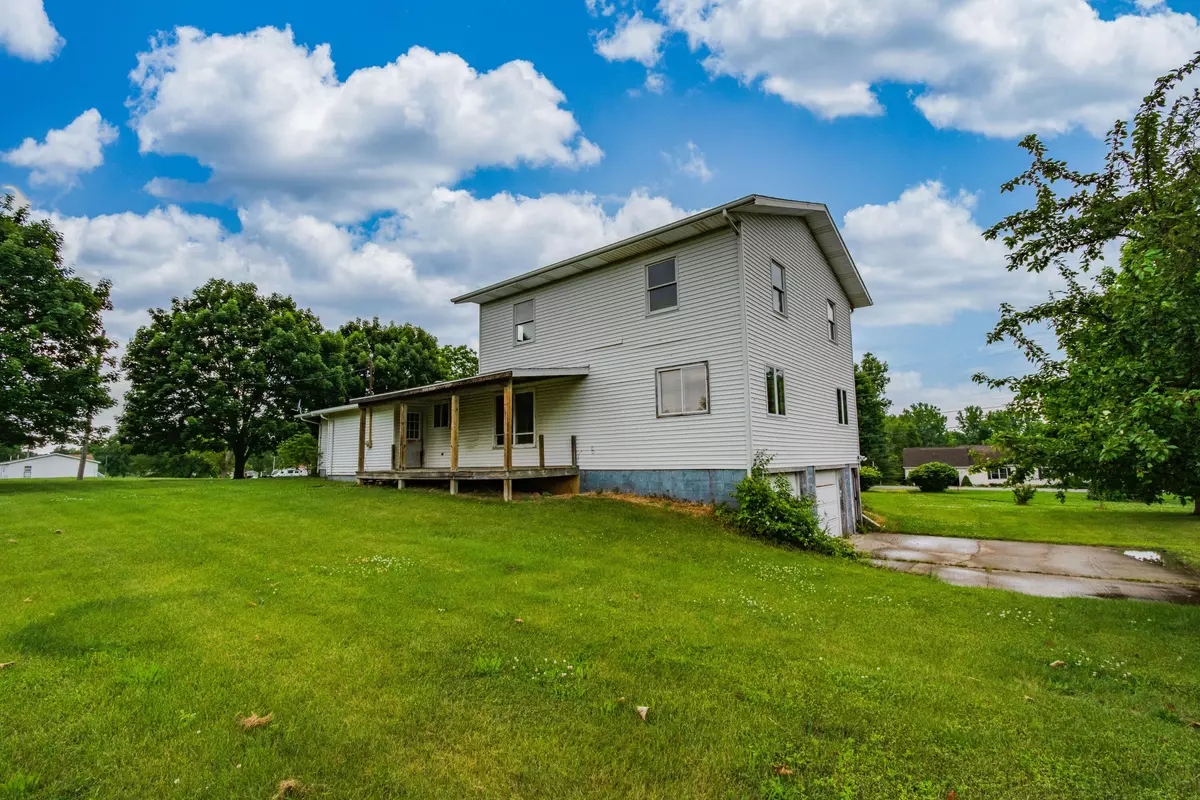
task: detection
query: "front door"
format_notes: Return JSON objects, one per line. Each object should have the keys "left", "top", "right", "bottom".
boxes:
{"left": 405, "top": 410, "right": 423, "bottom": 467}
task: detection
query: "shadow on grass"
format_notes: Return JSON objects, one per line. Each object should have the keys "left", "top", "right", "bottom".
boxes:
{"left": 5, "top": 595, "right": 177, "bottom": 658}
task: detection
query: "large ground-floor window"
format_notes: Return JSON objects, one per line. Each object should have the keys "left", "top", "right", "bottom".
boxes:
{"left": 495, "top": 391, "right": 535, "bottom": 446}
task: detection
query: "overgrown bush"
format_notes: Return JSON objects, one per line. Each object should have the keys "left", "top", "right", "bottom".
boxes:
{"left": 859, "top": 465, "right": 882, "bottom": 491}
{"left": 908, "top": 462, "right": 959, "bottom": 493}
{"left": 1012, "top": 484, "right": 1036, "bottom": 505}
{"left": 960, "top": 474, "right": 973, "bottom": 488}
{"left": 719, "top": 453, "right": 857, "bottom": 558}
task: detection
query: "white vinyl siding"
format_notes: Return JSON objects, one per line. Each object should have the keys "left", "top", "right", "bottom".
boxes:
{"left": 742, "top": 214, "right": 860, "bottom": 470}
{"left": 477, "top": 228, "right": 746, "bottom": 470}
{"left": 326, "top": 410, "right": 362, "bottom": 476}
{"left": 363, "top": 406, "right": 394, "bottom": 472}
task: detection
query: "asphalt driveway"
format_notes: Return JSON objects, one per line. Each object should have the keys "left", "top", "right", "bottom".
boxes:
{"left": 853, "top": 533, "right": 1200, "bottom": 604}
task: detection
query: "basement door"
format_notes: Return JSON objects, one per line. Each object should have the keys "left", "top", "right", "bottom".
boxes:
{"left": 814, "top": 469, "right": 843, "bottom": 537}
{"left": 405, "top": 410, "right": 423, "bottom": 468}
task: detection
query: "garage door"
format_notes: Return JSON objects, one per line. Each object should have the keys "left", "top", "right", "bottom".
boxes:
{"left": 814, "top": 469, "right": 843, "bottom": 537}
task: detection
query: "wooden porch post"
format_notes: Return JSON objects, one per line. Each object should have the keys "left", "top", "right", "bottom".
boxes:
{"left": 538, "top": 434, "right": 545, "bottom": 469}
{"left": 450, "top": 394, "right": 460, "bottom": 471}
{"left": 449, "top": 393, "right": 460, "bottom": 496}
{"left": 357, "top": 407, "right": 367, "bottom": 475}
{"left": 503, "top": 378, "right": 514, "bottom": 502}
{"left": 397, "top": 403, "right": 408, "bottom": 473}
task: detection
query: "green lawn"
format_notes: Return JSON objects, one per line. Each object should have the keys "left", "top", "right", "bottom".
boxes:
{"left": 1, "top": 480, "right": 1199, "bottom": 799}
{"left": 864, "top": 489, "right": 1200, "bottom": 571}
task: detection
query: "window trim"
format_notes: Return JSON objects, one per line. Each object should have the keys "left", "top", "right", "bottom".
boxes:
{"left": 766, "top": 365, "right": 786, "bottom": 416}
{"left": 512, "top": 298, "right": 536, "bottom": 346}
{"left": 655, "top": 361, "right": 711, "bottom": 418}
{"left": 645, "top": 257, "right": 680, "bottom": 316}
{"left": 770, "top": 260, "right": 787, "bottom": 317}
{"left": 493, "top": 389, "right": 537, "bottom": 448}
{"left": 827, "top": 299, "right": 838, "bottom": 343}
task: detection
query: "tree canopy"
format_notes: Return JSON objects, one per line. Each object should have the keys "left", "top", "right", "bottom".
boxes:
{"left": 334, "top": 317, "right": 446, "bottom": 398}
{"left": 977, "top": 55, "right": 1200, "bottom": 511}
{"left": 855, "top": 353, "right": 893, "bottom": 475}
{"left": 0, "top": 196, "right": 115, "bottom": 449}
{"left": 120, "top": 279, "right": 338, "bottom": 478}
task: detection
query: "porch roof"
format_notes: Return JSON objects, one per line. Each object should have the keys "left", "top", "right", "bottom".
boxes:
{"left": 351, "top": 367, "right": 590, "bottom": 408}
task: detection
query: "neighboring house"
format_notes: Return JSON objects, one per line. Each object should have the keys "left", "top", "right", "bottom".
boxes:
{"left": 301, "top": 194, "right": 872, "bottom": 535}
{"left": 902, "top": 446, "right": 1048, "bottom": 486}
{"left": 0, "top": 453, "right": 103, "bottom": 479}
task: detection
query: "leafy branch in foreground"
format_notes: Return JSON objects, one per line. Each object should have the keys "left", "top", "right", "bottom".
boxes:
{"left": 977, "top": 53, "right": 1200, "bottom": 512}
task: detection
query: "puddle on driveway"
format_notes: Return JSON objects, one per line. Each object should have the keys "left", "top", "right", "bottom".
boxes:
{"left": 1124, "top": 550, "right": 1163, "bottom": 563}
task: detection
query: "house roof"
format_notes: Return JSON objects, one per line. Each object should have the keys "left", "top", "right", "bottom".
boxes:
{"left": 298, "top": 368, "right": 591, "bottom": 416}
{"left": 903, "top": 446, "right": 1000, "bottom": 469}
{"left": 450, "top": 194, "right": 872, "bottom": 309}
{"left": 0, "top": 452, "right": 98, "bottom": 467}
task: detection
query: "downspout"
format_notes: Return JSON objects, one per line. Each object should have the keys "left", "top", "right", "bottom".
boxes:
{"left": 725, "top": 209, "right": 754, "bottom": 477}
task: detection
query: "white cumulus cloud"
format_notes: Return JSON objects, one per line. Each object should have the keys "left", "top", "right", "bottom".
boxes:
{"left": 658, "top": 0, "right": 1200, "bottom": 136}
{"left": 127, "top": 26, "right": 603, "bottom": 221}
{"left": 662, "top": 141, "right": 713, "bottom": 182}
{"left": 594, "top": 11, "right": 668, "bottom": 67}
{"left": 0, "top": 0, "right": 63, "bottom": 62}
{"left": 3, "top": 109, "right": 118, "bottom": 187}
{"left": 843, "top": 180, "right": 1060, "bottom": 326}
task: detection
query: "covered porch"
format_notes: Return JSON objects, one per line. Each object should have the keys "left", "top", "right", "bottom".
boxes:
{"left": 350, "top": 368, "right": 588, "bottom": 501}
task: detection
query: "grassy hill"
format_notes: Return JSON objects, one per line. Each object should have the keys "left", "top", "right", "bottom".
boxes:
{"left": 1, "top": 479, "right": 1198, "bottom": 799}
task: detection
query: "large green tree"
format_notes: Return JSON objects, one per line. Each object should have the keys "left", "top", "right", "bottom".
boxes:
{"left": 120, "top": 279, "right": 339, "bottom": 478}
{"left": 978, "top": 55, "right": 1200, "bottom": 511}
{"left": 855, "top": 353, "right": 893, "bottom": 475}
{"left": 335, "top": 317, "right": 447, "bottom": 398}
{"left": 439, "top": 343, "right": 479, "bottom": 381}
{"left": 1, "top": 196, "right": 115, "bottom": 449}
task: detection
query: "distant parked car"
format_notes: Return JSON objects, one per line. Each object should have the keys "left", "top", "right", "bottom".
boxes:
{"left": 271, "top": 467, "right": 308, "bottom": 478}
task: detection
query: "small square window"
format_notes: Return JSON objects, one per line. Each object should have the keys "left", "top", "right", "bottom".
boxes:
{"left": 766, "top": 367, "right": 786, "bottom": 415}
{"left": 513, "top": 299, "right": 535, "bottom": 344}
{"left": 647, "top": 258, "right": 678, "bottom": 313}
{"left": 771, "top": 262, "right": 786, "bottom": 315}
{"left": 432, "top": 402, "right": 449, "bottom": 429}
{"left": 657, "top": 362, "right": 708, "bottom": 416}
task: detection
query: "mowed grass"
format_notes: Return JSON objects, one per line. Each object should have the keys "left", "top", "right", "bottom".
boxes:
{"left": 1, "top": 480, "right": 1198, "bottom": 799}
{"left": 864, "top": 489, "right": 1200, "bottom": 571}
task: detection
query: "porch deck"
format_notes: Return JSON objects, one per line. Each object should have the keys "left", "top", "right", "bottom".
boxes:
{"left": 356, "top": 465, "right": 580, "bottom": 500}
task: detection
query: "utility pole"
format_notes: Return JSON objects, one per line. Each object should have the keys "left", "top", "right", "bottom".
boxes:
{"left": 368, "top": 348, "right": 375, "bottom": 395}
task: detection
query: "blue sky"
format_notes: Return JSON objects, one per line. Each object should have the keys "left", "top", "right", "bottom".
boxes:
{"left": 4, "top": 0, "right": 1199, "bottom": 425}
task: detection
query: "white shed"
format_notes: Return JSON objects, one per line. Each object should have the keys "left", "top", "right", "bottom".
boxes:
{"left": 0, "top": 453, "right": 104, "bottom": 479}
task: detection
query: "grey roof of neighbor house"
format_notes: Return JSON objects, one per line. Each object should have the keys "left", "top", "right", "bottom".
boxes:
{"left": 903, "top": 446, "right": 1000, "bottom": 470}
{"left": 451, "top": 194, "right": 872, "bottom": 308}
{"left": 0, "top": 452, "right": 98, "bottom": 467}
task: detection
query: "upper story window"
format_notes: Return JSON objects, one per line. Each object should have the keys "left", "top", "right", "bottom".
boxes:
{"left": 827, "top": 300, "right": 837, "bottom": 342}
{"left": 766, "top": 367, "right": 786, "bottom": 415}
{"left": 432, "top": 402, "right": 449, "bottom": 429}
{"left": 836, "top": 388, "right": 849, "bottom": 425}
{"left": 646, "top": 258, "right": 678, "bottom": 313}
{"left": 513, "top": 299, "right": 535, "bottom": 344}
{"left": 494, "top": 391, "right": 535, "bottom": 446}
{"left": 657, "top": 362, "right": 708, "bottom": 416}
{"left": 771, "top": 262, "right": 787, "bottom": 315}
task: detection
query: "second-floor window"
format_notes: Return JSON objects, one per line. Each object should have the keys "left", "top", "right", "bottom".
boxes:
{"left": 827, "top": 300, "right": 837, "bottom": 342}
{"left": 766, "top": 367, "right": 786, "bottom": 415}
{"left": 771, "top": 262, "right": 786, "bottom": 315}
{"left": 513, "top": 299, "right": 535, "bottom": 344}
{"left": 647, "top": 258, "right": 678, "bottom": 313}
{"left": 836, "top": 388, "right": 849, "bottom": 425}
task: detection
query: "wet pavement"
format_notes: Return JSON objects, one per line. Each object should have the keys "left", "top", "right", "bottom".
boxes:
{"left": 853, "top": 533, "right": 1200, "bottom": 604}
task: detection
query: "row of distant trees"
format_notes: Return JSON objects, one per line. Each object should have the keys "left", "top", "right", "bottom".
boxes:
{"left": 0, "top": 198, "right": 477, "bottom": 479}
{"left": 854, "top": 353, "right": 1032, "bottom": 484}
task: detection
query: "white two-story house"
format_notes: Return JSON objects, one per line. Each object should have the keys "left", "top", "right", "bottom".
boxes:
{"left": 301, "top": 195, "right": 872, "bottom": 535}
